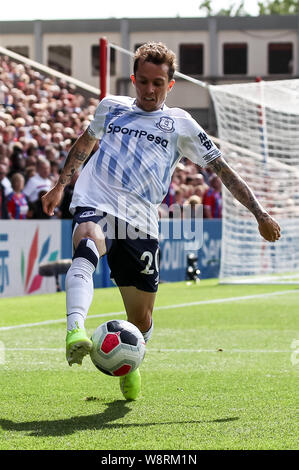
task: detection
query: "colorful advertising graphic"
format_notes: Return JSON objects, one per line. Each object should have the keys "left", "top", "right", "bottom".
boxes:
{"left": 1, "top": 219, "right": 221, "bottom": 297}
{"left": 0, "top": 221, "right": 61, "bottom": 297}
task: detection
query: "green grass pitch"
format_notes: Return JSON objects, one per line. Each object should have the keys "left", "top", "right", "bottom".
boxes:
{"left": 0, "top": 279, "right": 298, "bottom": 450}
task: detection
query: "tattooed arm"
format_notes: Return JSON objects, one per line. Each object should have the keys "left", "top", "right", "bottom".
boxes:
{"left": 209, "top": 156, "right": 281, "bottom": 242}
{"left": 42, "top": 128, "right": 97, "bottom": 216}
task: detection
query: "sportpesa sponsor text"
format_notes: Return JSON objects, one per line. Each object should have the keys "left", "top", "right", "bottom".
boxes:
{"left": 107, "top": 123, "right": 169, "bottom": 148}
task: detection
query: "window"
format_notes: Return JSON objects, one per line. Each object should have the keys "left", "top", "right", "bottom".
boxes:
{"left": 6, "top": 46, "right": 29, "bottom": 58}
{"left": 223, "top": 43, "right": 247, "bottom": 75}
{"left": 179, "top": 44, "right": 204, "bottom": 75}
{"left": 48, "top": 46, "right": 72, "bottom": 75}
{"left": 91, "top": 45, "right": 116, "bottom": 77}
{"left": 268, "top": 43, "right": 293, "bottom": 74}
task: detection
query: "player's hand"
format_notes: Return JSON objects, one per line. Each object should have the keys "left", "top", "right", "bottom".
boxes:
{"left": 41, "top": 185, "right": 64, "bottom": 217}
{"left": 258, "top": 213, "right": 281, "bottom": 242}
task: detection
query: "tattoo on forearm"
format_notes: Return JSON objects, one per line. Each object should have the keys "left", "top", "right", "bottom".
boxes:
{"left": 209, "top": 157, "right": 266, "bottom": 219}
{"left": 59, "top": 150, "right": 89, "bottom": 186}
{"left": 209, "top": 158, "right": 224, "bottom": 174}
{"left": 66, "top": 147, "right": 90, "bottom": 166}
{"left": 58, "top": 130, "right": 96, "bottom": 187}
{"left": 75, "top": 151, "right": 88, "bottom": 162}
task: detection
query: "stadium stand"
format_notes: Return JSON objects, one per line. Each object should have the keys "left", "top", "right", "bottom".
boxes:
{"left": 0, "top": 54, "right": 220, "bottom": 220}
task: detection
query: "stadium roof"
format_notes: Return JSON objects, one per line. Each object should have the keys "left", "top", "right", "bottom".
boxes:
{"left": 0, "top": 15, "right": 298, "bottom": 34}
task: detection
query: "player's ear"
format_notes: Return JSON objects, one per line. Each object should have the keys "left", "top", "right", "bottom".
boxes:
{"left": 131, "top": 74, "right": 136, "bottom": 86}
{"left": 168, "top": 79, "right": 175, "bottom": 92}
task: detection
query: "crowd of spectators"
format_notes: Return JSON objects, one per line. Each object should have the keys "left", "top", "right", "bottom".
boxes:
{"left": 161, "top": 161, "right": 222, "bottom": 219}
{"left": 0, "top": 54, "right": 222, "bottom": 220}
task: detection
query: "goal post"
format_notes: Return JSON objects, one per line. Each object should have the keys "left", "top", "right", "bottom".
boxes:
{"left": 99, "top": 37, "right": 109, "bottom": 101}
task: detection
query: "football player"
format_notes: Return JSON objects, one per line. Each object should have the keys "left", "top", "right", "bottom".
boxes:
{"left": 42, "top": 42, "right": 280, "bottom": 400}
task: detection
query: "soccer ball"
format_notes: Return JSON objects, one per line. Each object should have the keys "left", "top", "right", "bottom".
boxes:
{"left": 90, "top": 319, "right": 146, "bottom": 376}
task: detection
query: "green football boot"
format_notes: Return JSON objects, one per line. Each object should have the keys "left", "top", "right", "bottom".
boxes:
{"left": 119, "top": 368, "right": 141, "bottom": 401}
{"left": 66, "top": 327, "right": 92, "bottom": 366}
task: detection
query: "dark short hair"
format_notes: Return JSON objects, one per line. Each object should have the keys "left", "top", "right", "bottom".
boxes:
{"left": 133, "top": 42, "right": 176, "bottom": 81}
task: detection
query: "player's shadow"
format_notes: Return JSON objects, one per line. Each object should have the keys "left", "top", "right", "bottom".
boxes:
{"left": 0, "top": 399, "right": 239, "bottom": 437}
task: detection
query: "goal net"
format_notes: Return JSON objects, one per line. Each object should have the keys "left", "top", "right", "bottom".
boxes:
{"left": 209, "top": 80, "right": 299, "bottom": 284}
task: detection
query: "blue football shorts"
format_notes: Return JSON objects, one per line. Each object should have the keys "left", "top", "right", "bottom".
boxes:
{"left": 72, "top": 206, "right": 160, "bottom": 293}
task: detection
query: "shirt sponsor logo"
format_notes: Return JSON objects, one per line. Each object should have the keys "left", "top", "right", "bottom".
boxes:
{"left": 107, "top": 123, "right": 169, "bottom": 148}
{"left": 198, "top": 132, "right": 213, "bottom": 151}
{"left": 155, "top": 117, "right": 175, "bottom": 133}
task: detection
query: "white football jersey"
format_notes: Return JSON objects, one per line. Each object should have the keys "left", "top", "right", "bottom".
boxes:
{"left": 70, "top": 95, "right": 221, "bottom": 238}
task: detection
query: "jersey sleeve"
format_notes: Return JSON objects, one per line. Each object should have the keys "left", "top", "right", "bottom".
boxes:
{"left": 87, "top": 97, "right": 110, "bottom": 139}
{"left": 177, "top": 112, "right": 221, "bottom": 167}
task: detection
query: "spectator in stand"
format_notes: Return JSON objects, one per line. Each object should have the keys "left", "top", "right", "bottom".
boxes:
{"left": 0, "top": 154, "right": 10, "bottom": 169}
{"left": 23, "top": 157, "right": 52, "bottom": 204}
{"left": 24, "top": 165, "right": 36, "bottom": 183}
{"left": 25, "top": 142, "right": 39, "bottom": 160}
{"left": 44, "top": 144, "right": 59, "bottom": 163}
{"left": 184, "top": 162, "right": 198, "bottom": 176}
{"left": 6, "top": 172, "right": 29, "bottom": 219}
{"left": 174, "top": 188, "right": 185, "bottom": 207}
{"left": 0, "top": 163, "right": 12, "bottom": 197}
{"left": 0, "top": 180, "right": 8, "bottom": 219}
{"left": 191, "top": 173, "right": 209, "bottom": 200}
{"left": 201, "top": 165, "right": 215, "bottom": 185}
{"left": 50, "top": 160, "right": 60, "bottom": 185}
{"left": 180, "top": 183, "right": 193, "bottom": 201}
{"left": 192, "top": 173, "right": 208, "bottom": 190}
{"left": 8, "top": 143, "right": 26, "bottom": 178}
{"left": 2, "top": 125, "right": 16, "bottom": 145}
{"left": 0, "top": 120, "right": 6, "bottom": 135}
{"left": 202, "top": 174, "right": 222, "bottom": 218}
{"left": 183, "top": 194, "right": 202, "bottom": 218}
{"left": 0, "top": 143, "right": 8, "bottom": 160}
{"left": 25, "top": 153, "right": 37, "bottom": 170}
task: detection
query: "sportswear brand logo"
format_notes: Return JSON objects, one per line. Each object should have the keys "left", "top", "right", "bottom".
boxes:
{"left": 107, "top": 123, "right": 169, "bottom": 148}
{"left": 111, "top": 110, "right": 125, "bottom": 117}
{"left": 156, "top": 117, "right": 175, "bottom": 133}
{"left": 80, "top": 211, "right": 96, "bottom": 218}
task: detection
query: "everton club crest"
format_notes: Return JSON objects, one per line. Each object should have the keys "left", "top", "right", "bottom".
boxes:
{"left": 156, "top": 117, "right": 175, "bottom": 133}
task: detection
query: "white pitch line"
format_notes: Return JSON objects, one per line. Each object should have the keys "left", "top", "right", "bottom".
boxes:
{"left": 4, "top": 347, "right": 290, "bottom": 353}
{"left": 5, "top": 348, "right": 64, "bottom": 351}
{"left": 0, "top": 289, "right": 298, "bottom": 332}
{"left": 150, "top": 348, "right": 291, "bottom": 354}
{"left": 0, "top": 310, "right": 125, "bottom": 331}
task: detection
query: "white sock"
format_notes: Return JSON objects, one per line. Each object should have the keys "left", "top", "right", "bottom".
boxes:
{"left": 142, "top": 320, "right": 153, "bottom": 343}
{"left": 66, "top": 257, "right": 95, "bottom": 331}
